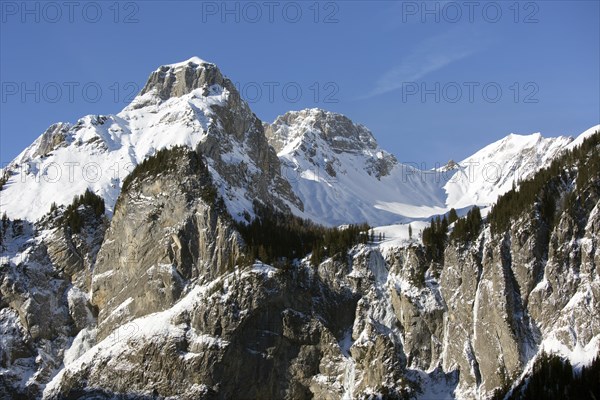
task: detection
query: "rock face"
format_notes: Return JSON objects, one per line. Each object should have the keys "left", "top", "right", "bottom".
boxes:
{"left": 33, "top": 180, "right": 600, "bottom": 398}
{"left": 439, "top": 183, "right": 600, "bottom": 398}
{"left": 0, "top": 209, "right": 103, "bottom": 398}
{"left": 91, "top": 149, "right": 243, "bottom": 341}
{"left": 46, "top": 263, "right": 360, "bottom": 400}
{"left": 2, "top": 145, "right": 599, "bottom": 399}
{"left": 0, "top": 57, "right": 301, "bottom": 223}
{"left": 264, "top": 109, "right": 399, "bottom": 182}
{"left": 265, "top": 109, "right": 380, "bottom": 155}
{"left": 140, "top": 58, "right": 226, "bottom": 101}
{"left": 139, "top": 57, "right": 302, "bottom": 217}
{"left": 32, "top": 123, "right": 71, "bottom": 159}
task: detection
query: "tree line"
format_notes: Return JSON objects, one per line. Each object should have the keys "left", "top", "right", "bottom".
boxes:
{"left": 59, "top": 188, "right": 105, "bottom": 233}
{"left": 422, "top": 206, "right": 482, "bottom": 263}
{"left": 117, "top": 146, "right": 226, "bottom": 214}
{"left": 235, "top": 201, "right": 370, "bottom": 268}
{"left": 121, "top": 146, "right": 201, "bottom": 193}
{"left": 493, "top": 352, "right": 600, "bottom": 399}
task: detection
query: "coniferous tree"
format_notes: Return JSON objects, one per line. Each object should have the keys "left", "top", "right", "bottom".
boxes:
{"left": 422, "top": 215, "right": 448, "bottom": 262}
{"left": 12, "top": 219, "right": 23, "bottom": 236}
{"left": 448, "top": 208, "right": 459, "bottom": 224}
{"left": 63, "top": 189, "right": 105, "bottom": 233}
{"left": 450, "top": 206, "right": 482, "bottom": 243}
{"left": 0, "top": 170, "right": 8, "bottom": 191}
{"left": 501, "top": 352, "right": 600, "bottom": 400}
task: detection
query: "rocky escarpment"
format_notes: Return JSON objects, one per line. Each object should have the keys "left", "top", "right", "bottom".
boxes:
{"left": 439, "top": 151, "right": 600, "bottom": 398}
{"left": 264, "top": 109, "right": 398, "bottom": 180}
{"left": 91, "top": 148, "right": 243, "bottom": 341}
{"left": 47, "top": 262, "right": 361, "bottom": 400}
{"left": 40, "top": 239, "right": 450, "bottom": 399}
{"left": 265, "top": 109, "right": 379, "bottom": 155}
{"left": 0, "top": 206, "right": 105, "bottom": 399}
{"left": 2, "top": 133, "right": 599, "bottom": 399}
{"left": 2, "top": 149, "right": 599, "bottom": 398}
{"left": 31, "top": 123, "right": 71, "bottom": 159}
{"left": 140, "top": 58, "right": 226, "bottom": 101}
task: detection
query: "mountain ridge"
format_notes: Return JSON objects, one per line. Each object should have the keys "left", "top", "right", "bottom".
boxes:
{"left": 1, "top": 57, "right": 596, "bottom": 229}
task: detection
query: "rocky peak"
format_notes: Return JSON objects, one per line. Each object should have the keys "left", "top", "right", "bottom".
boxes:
{"left": 265, "top": 108, "right": 379, "bottom": 154}
{"left": 139, "top": 57, "right": 232, "bottom": 101}
{"left": 440, "top": 159, "right": 459, "bottom": 172}
{"left": 0, "top": 56, "right": 305, "bottom": 222}
{"left": 32, "top": 123, "right": 71, "bottom": 158}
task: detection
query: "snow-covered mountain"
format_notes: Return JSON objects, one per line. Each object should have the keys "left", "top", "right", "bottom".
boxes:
{"left": 441, "top": 131, "right": 573, "bottom": 211}
{"left": 264, "top": 108, "right": 596, "bottom": 226}
{"left": 1, "top": 59, "right": 595, "bottom": 228}
{"left": 0, "top": 57, "right": 299, "bottom": 223}
{"left": 264, "top": 108, "right": 446, "bottom": 226}
{"left": 1, "top": 57, "right": 599, "bottom": 400}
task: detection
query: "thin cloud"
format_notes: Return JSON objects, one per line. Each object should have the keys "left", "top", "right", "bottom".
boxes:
{"left": 362, "top": 29, "right": 482, "bottom": 99}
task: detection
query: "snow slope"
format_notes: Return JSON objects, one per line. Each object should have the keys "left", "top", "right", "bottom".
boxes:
{"left": 442, "top": 131, "right": 575, "bottom": 210}
{"left": 266, "top": 108, "right": 597, "bottom": 226}
{"left": 266, "top": 109, "right": 449, "bottom": 226}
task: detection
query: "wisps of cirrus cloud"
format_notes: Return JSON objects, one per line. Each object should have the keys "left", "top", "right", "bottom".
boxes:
{"left": 361, "top": 28, "right": 484, "bottom": 99}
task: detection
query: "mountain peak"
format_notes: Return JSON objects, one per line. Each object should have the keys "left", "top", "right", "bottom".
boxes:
{"left": 160, "top": 56, "right": 212, "bottom": 70}
{"left": 0, "top": 56, "right": 296, "bottom": 222}
{"left": 503, "top": 131, "right": 542, "bottom": 143}
{"left": 138, "top": 56, "right": 228, "bottom": 101}
{"left": 490, "top": 131, "right": 568, "bottom": 155}
{"left": 265, "top": 108, "right": 378, "bottom": 154}
{"left": 440, "top": 159, "right": 460, "bottom": 171}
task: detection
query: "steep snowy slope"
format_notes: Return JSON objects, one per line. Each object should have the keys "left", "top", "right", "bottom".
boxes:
{"left": 442, "top": 132, "right": 574, "bottom": 210}
{"left": 566, "top": 124, "right": 600, "bottom": 150}
{"left": 0, "top": 57, "right": 298, "bottom": 222}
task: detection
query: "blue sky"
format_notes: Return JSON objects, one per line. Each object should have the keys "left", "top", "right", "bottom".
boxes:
{"left": 1, "top": 1, "right": 599, "bottom": 166}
